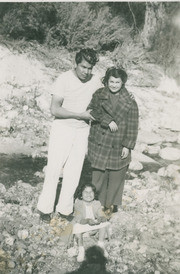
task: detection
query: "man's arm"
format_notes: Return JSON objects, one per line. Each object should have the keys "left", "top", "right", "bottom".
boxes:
{"left": 50, "top": 95, "right": 95, "bottom": 121}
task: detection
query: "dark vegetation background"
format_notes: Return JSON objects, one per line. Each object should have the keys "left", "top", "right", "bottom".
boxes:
{"left": 0, "top": 2, "right": 179, "bottom": 81}
{"left": 0, "top": 2, "right": 180, "bottom": 274}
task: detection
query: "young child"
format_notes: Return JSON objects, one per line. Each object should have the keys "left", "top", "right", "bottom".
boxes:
{"left": 72, "top": 183, "right": 110, "bottom": 262}
{"left": 87, "top": 67, "right": 139, "bottom": 213}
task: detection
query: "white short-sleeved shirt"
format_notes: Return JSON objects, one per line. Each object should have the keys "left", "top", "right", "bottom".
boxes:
{"left": 52, "top": 70, "right": 102, "bottom": 128}
{"left": 84, "top": 203, "right": 95, "bottom": 220}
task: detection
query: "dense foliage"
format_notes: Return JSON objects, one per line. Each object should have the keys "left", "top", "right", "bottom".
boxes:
{"left": 0, "top": 2, "right": 132, "bottom": 51}
{"left": 0, "top": 2, "right": 179, "bottom": 78}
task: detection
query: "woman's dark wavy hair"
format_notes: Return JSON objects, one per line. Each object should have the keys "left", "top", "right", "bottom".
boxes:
{"left": 75, "top": 48, "right": 99, "bottom": 66}
{"left": 102, "top": 66, "right": 127, "bottom": 86}
{"left": 76, "top": 183, "right": 98, "bottom": 200}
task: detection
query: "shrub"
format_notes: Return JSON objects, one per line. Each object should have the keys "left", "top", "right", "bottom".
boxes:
{"left": 1, "top": 3, "right": 57, "bottom": 43}
{"left": 109, "top": 35, "right": 147, "bottom": 70}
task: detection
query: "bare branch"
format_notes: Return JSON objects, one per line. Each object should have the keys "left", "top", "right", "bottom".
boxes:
{"left": 128, "top": 2, "right": 140, "bottom": 33}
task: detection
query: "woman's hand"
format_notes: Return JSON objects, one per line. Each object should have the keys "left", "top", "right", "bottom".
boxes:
{"left": 121, "top": 147, "right": 129, "bottom": 159}
{"left": 109, "top": 121, "right": 118, "bottom": 132}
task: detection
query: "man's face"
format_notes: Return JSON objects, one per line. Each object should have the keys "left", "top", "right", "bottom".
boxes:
{"left": 75, "top": 58, "right": 93, "bottom": 82}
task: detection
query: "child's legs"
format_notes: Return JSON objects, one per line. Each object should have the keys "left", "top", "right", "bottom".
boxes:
{"left": 106, "top": 166, "right": 128, "bottom": 207}
{"left": 98, "top": 227, "right": 107, "bottom": 242}
{"left": 92, "top": 169, "right": 109, "bottom": 206}
{"left": 75, "top": 233, "right": 83, "bottom": 247}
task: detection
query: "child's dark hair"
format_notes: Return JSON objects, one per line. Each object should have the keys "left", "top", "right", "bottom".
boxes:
{"left": 102, "top": 66, "right": 127, "bottom": 86}
{"left": 76, "top": 183, "right": 98, "bottom": 200}
{"left": 75, "top": 48, "right": 99, "bottom": 66}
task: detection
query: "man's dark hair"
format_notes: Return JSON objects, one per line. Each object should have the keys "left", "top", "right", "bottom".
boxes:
{"left": 102, "top": 66, "right": 128, "bottom": 86}
{"left": 75, "top": 48, "right": 99, "bottom": 66}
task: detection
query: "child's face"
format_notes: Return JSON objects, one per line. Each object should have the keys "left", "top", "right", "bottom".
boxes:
{"left": 82, "top": 186, "right": 95, "bottom": 202}
{"left": 108, "top": 76, "right": 122, "bottom": 93}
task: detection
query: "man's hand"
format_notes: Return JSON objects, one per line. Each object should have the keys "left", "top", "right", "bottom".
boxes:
{"left": 109, "top": 121, "right": 118, "bottom": 132}
{"left": 80, "top": 110, "right": 95, "bottom": 121}
{"left": 121, "top": 147, "right": 129, "bottom": 159}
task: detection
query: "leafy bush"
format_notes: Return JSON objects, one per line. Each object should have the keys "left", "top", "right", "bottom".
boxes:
{"left": 46, "top": 3, "right": 131, "bottom": 51}
{"left": 1, "top": 3, "right": 57, "bottom": 43}
{"left": 0, "top": 2, "right": 132, "bottom": 51}
{"left": 109, "top": 35, "right": 147, "bottom": 70}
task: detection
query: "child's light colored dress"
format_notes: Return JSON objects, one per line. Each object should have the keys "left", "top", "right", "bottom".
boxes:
{"left": 73, "top": 199, "right": 109, "bottom": 234}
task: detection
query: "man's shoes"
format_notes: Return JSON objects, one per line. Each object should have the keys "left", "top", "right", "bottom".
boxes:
{"left": 40, "top": 212, "right": 51, "bottom": 223}
{"left": 58, "top": 212, "right": 74, "bottom": 222}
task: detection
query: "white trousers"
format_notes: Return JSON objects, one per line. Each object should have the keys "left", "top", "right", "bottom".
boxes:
{"left": 37, "top": 120, "right": 89, "bottom": 215}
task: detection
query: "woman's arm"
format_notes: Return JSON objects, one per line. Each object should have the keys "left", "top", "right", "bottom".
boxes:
{"left": 87, "top": 91, "right": 114, "bottom": 128}
{"left": 122, "top": 100, "right": 139, "bottom": 149}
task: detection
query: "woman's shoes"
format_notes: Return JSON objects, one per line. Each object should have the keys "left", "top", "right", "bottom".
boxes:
{"left": 103, "top": 205, "right": 118, "bottom": 213}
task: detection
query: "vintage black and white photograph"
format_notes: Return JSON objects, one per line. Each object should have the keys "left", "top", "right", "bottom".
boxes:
{"left": 0, "top": 1, "right": 180, "bottom": 273}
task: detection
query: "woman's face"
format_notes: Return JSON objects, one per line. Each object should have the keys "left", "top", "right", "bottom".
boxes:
{"left": 82, "top": 186, "right": 95, "bottom": 202}
{"left": 108, "top": 76, "right": 122, "bottom": 93}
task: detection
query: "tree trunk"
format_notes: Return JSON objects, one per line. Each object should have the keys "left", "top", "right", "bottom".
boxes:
{"left": 141, "top": 2, "right": 166, "bottom": 50}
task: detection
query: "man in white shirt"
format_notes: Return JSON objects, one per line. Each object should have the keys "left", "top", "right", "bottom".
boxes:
{"left": 37, "top": 48, "right": 102, "bottom": 222}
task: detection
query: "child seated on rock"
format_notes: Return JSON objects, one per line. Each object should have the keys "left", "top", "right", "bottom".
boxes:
{"left": 70, "top": 183, "right": 110, "bottom": 262}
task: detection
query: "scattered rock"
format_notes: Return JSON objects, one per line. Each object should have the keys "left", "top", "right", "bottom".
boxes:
{"left": 7, "top": 261, "right": 16, "bottom": 269}
{"left": 146, "top": 145, "right": 160, "bottom": 155}
{"left": 0, "top": 118, "right": 10, "bottom": 130}
{"left": 137, "top": 130, "right": 163, "bottom": 145}
{"left": 159, "top": 147, "right": 180, "bottom": 160}
{"left": 158, "top": 164, "right": 180, "bottom": 177}
{"left": 129, "top": 160, "right": 143, "bottom": 171}
{"left": 132, "top": 150, "right": 158, "bottom": 163}
{"left": 0, "top": 183, "right": 6, "bottom": 195}
{"left": 17, "top": 229, "right": 29, "bottom": 240}
{"left": 5, "top": 235, "right": 15, "bottom": 246}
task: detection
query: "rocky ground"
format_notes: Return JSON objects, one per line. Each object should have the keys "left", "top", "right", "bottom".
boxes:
{"left": 0, "top": 43, "right": 180, "bottom": 273}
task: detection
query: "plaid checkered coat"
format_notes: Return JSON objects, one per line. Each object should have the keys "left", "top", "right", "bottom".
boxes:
{"left": 87, "top": 86, "right": 139, "bottom": 171}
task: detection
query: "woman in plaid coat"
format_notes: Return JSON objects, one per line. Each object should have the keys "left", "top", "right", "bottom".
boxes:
{"left": 87, "top": 67, "right": 139, "bottom": 213}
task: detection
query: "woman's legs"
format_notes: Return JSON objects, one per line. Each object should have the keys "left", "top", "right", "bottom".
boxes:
{"left": 106, "top": 166, "right": 128, "bottom": 207}
{"left": 92, "top": 169, "right": 109, "bottom": 206}
{"left": 92, "top": 166, "right": 128, "bottom": 208}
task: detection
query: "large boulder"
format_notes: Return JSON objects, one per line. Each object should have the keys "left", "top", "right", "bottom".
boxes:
{"left": 159, "top": 147, "right": 180, "bottom": 161}
{"left": 137, "top": 130, "right": 163, "bottom": 145}
{"left": 132, "top": 150, "right": 158, "bottom": 163}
